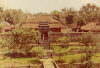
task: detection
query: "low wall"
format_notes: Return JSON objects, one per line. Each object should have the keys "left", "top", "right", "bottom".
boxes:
{"left": 49, "top": 32, "right": 100, "bottom": 42}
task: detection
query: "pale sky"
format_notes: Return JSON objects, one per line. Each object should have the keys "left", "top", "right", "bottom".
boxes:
{"left": 1, "top": 0, "right": 100, "bottom": 13}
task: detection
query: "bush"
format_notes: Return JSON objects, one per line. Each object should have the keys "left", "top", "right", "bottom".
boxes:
{"left": 56, "top": 59, "right": 65, "bottom": 63}
{"left": 56, "top": 36, "right": 70, "bottom": 48}
{"left": 29, "top": 59, "right": 42, "bottom": 64}
{"left": 30, "top": 46, "right": 46, "bottom": 59}
{"left": 3, "top": 50, "right": 27, "bottom": 58}
{"left": 2, "top": 28, "right": 39, "bottom": 58}
{"left": 82, "top": 61, "right": 94, "bottom": 68}
{"left": 69, "top": 58, "right": 76, "bottom": 64}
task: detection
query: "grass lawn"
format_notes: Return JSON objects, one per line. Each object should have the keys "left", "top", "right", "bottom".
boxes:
{"left": 61, "top": 53, "right": 86, "bottom": 63}
{"left": 53, "top": 53, "right": 86, "bottom": 63}
{"left": 91, "top": 53, "right": 100, "bottom": 63}
{"left": 54, "top": 53, "right": 100, "bottom": 63}
{"left": 0, "top": 57, "right": 39, "bottom": 67}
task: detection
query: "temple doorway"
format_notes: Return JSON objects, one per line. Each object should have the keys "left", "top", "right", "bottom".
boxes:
{"left": 41, "top": 32, "right": 48, "bottom": 40}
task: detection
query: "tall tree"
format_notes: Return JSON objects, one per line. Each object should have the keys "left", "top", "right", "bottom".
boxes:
{"left": 61, "top": 8, "right": 77, "bottom": 24}
{"left": 3, "top": 9, "right": 27, "bottom": 28}
{"left": 76, "top": 15, "right": 86, "bottom": 26}
{"left": 51, "top": 10, "right": 62, "bottom": 21}
{"left": 51, "top": 8, "right": 77, "bottom": 25}
{"left": 79, "top": 3, "right": 100, "bottom": 23}
{"left": 0, "top": 7, "right": 3, "bottom": 21}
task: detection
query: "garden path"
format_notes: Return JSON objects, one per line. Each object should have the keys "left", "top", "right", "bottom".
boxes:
{"left": 41, "top": 58, "right": 55, "bottom": 68}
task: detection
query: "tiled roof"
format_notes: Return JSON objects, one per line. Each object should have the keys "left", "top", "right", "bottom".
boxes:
{"left": 24, "top": 15, "right": 60, "bottom": 23}
{"left": 21, "top": 24, "right": 38, "bottom": 28}
{"left": 21, "top": 15, "right": 68, "bottom": 29}
{"left": 0, "top": 21, "right": 10, "bottom": 26}
{"left": 81, "top": 22, "right": 97, "bottom": 31}
{"left": 21, "top": 23, "right": 68, "bottom": 28}
{"left": 91, "top": 26, "right": 100, "bottom": 32}
{"left": 49, "top": 24, "right": 68, "bottom": 28}
{"left": 0, "top": 21, "right": 12, "bottom": 29}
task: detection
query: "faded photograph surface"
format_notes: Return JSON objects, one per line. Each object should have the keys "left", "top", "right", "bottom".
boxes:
{"left": 0, "top": 0, "right": 100, "bottom": 68}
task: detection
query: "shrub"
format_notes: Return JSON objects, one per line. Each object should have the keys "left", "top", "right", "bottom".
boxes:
{"left": 2, "top": 28, "right": 39, "bottom": 58}
{"left": 69, "top": 58, "right": 76, "bottom": 64}
{"left": 56, "top": 59, "right": 65, "bottom": 63}
{"left": 3, "top": 50, "right": 26, "bottom": 58}
{"left": 83, "top": 61, "right": 94, "bottom": 68}
{"left": 30, "top": 46, "right": 46, "bottom": 59}
{"left": 29, "top": 59, "right": 42, "bottom": 64}
{"left": 56, "top": 36, "right": 70, "bottom": 48}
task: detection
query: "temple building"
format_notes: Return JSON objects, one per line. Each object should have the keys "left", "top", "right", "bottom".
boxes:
{"left": 20, "top": 15, "right": 68, "bottom": 42}
{"left": 81, "top": 22, "right": 100, "bottom": 32}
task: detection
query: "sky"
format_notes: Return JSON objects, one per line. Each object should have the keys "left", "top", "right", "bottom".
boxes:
{"left": 1, "top": 0, "right": 100, "bottom": 14}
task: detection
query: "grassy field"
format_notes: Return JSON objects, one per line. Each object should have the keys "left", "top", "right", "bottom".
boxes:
{"left": 53, "top": 53, "right": 86, "bottom": 63}
{"left": 91, "top": 53, "right": 100, "bottom": 63}
{"left": 0, "top": 57, "right": 37, "bottom": 66}
{"left": 54, "top": 53, "right": 100, "bottom": 63}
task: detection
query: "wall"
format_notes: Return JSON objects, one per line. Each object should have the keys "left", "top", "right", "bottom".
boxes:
{"left": 49, "top": 32, "right": 100, "bottom": 42}
{"left": 2, "top": 32, "right": 100, "bottom": 42}
{"left": 49, "top": 33, "right": 62, "bottom": 42}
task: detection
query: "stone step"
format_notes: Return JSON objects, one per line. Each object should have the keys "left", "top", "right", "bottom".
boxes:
{"left": 39, "top": 41, "right": 49, "bottom": 44}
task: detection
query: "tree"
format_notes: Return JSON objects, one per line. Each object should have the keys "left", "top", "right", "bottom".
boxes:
{"left": 2, "top": 28, "right": 38, "bottom": 51}
{"left": 3, "top": 9, "right": 27, "bottom": 28}
{"left": 0, "top": 24, "right": 3, "bottom": 33}
{"left": 76, "top": 15, "right": 86, "bottom": 26}
{"left": 51, "top": 46, "right": 68, "bottom": 63}
{"left": 30, "top": 46, "right": 46, "bottom": 59}
{"left": 79, "top": 3, "right": 100, "bottom": 23}
{"left": 56, "top": 36, "right": 70, "bottom": 48}
{"left": 79, "top": 32, "right": 97, "bottom": 68}
{"left": 51, "top": 8, "right": 77, "bottom": 25}
{"left": 0, "top": 7, "right": 3, "bottom": 21}
{"left": 80, "top": 32, "right": 98, "bottom": 49}
{"left": 62, "top": 8, "right": 77, "bottom": 24}
{"left": 51, "top": 10, "right": 62, "bottom": 21}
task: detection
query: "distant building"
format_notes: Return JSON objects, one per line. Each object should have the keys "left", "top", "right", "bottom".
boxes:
{"left": 81, "top": 22, "right": 100, "bottom": 32}
{"left": 20, "top": 15, "right": 68, "bottom": 33}
{"left": 20, "top": 15, "right": 68, "bottom": 41}
{"left": 0, "top": 21, "right": 12, "bottom": 33}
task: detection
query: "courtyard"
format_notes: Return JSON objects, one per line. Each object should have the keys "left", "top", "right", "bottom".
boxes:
{"left": 0, "top": 1, "right": 100, "bottom": 68}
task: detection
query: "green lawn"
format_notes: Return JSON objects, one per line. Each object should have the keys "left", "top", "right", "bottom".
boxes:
{"left": 91, "top": 53, "right": 100, "bottom": 63}
{"left": 0, "top": 57, "right": 38, "bottom": 67}
{"left": 54, "top": 53, "right": 100, "bottom": 63}
{"left": 53, "top": 53, "right": 86, "bottom": 63}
